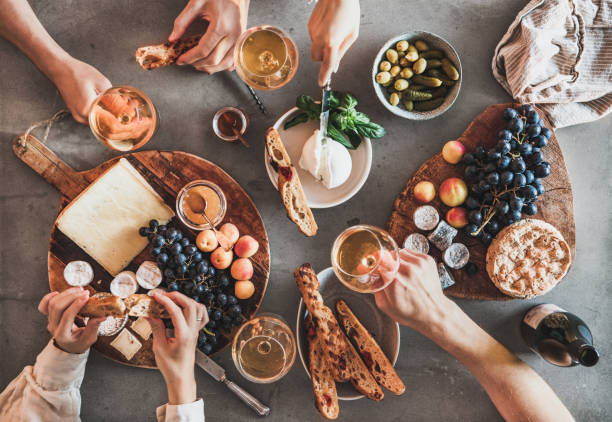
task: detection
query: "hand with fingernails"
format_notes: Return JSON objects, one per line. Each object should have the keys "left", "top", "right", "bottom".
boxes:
{"left": 308, "top": 0, "right": 360, "bottom": 86}
{"left": 170, "top": 0, "right": 249, "bottom": 74}
{"left": 38, "top": 287, "right": 105, "bottom": 354}
{"left": 147, "top": 292, "right": 209, "bottom": 405}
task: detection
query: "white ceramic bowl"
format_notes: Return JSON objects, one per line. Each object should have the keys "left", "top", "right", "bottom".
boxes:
{"left": 265, "top": 107, "right": 372, "bottom": 209}
{"left": 372, "top": 31, "right": 462, "bottom": 120}
{"left": 295, "top": 267, "right": 400, "bottom": 400}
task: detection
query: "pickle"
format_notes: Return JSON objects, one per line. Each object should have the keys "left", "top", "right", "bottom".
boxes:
{"left": 412, "top": 75, "right": 442, "bottom": 87}
{"left": 420, "top": 50, "right": 444, "bottom": 59}
{"left": 403, "top": 100, "right": 414, "bottom": 111}
{"left": 441, "top": 58, "right": 459, "bottom": 81}
{"left": 429, "top": 86, "right": 448, "bottom": 99}
{"left": 403, "top": 90, "right": 433, "bottom": 101}
{"left": 426, "top": 59, "right": 442, "bottom": 69}
{"left": 413, "top": 58, "right": 427, "bottom": 74}
{"left": 426, "top": 69, "right": 456, "bottom": 86}
{"left": 414, "top": 40, "right": 429, "bottom": 51}
{"left": 408, "top": 84, "right": 427, "bottom": 91}
{"left": 389, "top": 92, "right": 400, "bottom": 106}
{"left": 414, "top": 97, "right": 445, "bottom": 111}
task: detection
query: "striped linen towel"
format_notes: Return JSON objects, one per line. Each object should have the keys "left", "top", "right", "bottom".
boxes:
{"left": 492, "top": 0, "right": 612, "bottom": 128}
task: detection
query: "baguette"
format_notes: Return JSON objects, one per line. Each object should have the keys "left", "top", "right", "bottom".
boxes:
{"left": 295, "top": 264, "right": 350, "bottom": 382}
{"left": 306, "top": 315, "right": 339, "bottom": 420}
{"left": 135, "top": 35, "right": 201, "bottom": 70}
{"left": 124, "top": 294, "right": 170, "bottom": 319}
{"left": 79, "top": 295, "right": 126, "bottom": 318}
{"left": 336, "top": 299, "right": 405, "bottom": 395}
{"left": 266, "top": 128, "right": 317, "bottom": 237}
{"left": 78, "top": 294, "right": 169, "bottom": 319}
{"left": 344, "top": 335, "right": 384, "bottom": 401}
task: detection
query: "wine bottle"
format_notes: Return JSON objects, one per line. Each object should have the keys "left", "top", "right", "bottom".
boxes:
{"left": 521, "top": 304, "right": 599, "bottom": 367}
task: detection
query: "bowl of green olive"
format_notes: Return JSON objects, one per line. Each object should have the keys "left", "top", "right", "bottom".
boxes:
{"left": 372, "top": 31, "right": 461, "bottom": 120}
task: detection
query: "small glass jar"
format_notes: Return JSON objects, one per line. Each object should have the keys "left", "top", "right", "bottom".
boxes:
{"left": 212, "top": 107, "right": 249, "bottom": 142}
{"left": 175, "top": 180, "right": 227, "bottom": 231}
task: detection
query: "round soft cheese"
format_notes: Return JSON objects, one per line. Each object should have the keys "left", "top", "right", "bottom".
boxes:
{"left": 136, "top": 261, "right": 163, "bottom": 290}
{"left": 110, "top": 271, "right": 138, "bottom": 298}
{"left": 63, "top": 261, "right": 94, "bottom": 286}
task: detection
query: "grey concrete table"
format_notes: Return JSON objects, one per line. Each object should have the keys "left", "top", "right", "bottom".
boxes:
{"left": 1, "top": 1, "right": 610, "bottom": 421}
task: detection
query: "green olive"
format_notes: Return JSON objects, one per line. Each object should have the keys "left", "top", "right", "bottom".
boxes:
{"left": 400, "top": 68, "right": 414, "bottom": 79}
{"left": 413, "top": 58, "right": 427, "bottom": 74}
{"left": 375, "top": 71, "right": 391, "bottom": 84}
{"left": 394, "top": 79, "right": 409, "bottom": 91}
{"left": 379, "top": 60, "right": 391, "bottom": 72}
{"left": 399, "top": 57, "right": 410, "bottom": 67}
{"left": 385, "top": 49, "right": 399, "bottom": 64}
{"left": 389, "top": 92, "right": 400, "bottom": 106}
{"left": 389, "top": 65, "right": 401, "bottom": 77}
{"left": 406, "top": 45, "right": 419, "bottom": 61}
{"left": 396, "top": 40, "right": 409, "bottom": 52}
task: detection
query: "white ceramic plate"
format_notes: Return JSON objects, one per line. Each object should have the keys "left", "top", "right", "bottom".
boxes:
{"left": 295, "top": 267, "right": 400, "bottom": 400}
{"left": 265, "top": 107, "right": 372, "bottom": 209}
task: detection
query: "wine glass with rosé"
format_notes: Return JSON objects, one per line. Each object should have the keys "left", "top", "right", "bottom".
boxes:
{"left": 88, "top": 86, "right": 157, "bottom": 151}
{"left": 331, "top": 225, "right": 400, "bottom": 293}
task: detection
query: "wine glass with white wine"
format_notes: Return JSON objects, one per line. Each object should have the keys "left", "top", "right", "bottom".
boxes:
{"left": 232, "top": 313, "right": 296, "bottom": 383}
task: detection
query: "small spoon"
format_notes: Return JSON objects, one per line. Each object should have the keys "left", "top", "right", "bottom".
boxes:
{"left": 190, "top": 195, "right": 232, "bottom": 250}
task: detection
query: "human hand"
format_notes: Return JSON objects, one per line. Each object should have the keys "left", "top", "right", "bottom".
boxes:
{"left": 148, "top": 292, "right": 209, "bottom": 405}
{"left": 375, "top": 249, "right": 453, "bottom": 332}
{"left": 308, "top": 0, "right": 360, "bottom": 86}
{"left": 170, "top": 0, "right": 249, "bottom": 73}
{"left": 48, "top": 57, "right": 111, "bottom": 124}
{"left": 38, "top": 287, "right": 105, "bottom": 354}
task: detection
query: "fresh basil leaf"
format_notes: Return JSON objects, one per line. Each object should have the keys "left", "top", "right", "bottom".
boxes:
{"left": 327, "top": 123, "right": 353, "bottom": 149}
{"left": 330, "top": 112, "right": 346, "bottom": 131}
{"left": 341, "top": 92, "right": 358, "bottom": 110}
{"left": 345, "top": 127, "right": 362, "bottom": 149}
{"left": 296, "top": 95, "right": 320, "bottom": 119}
{"left": 283, "top": 112, "right": 309, "bottom": 130}
{"left": 355, "top": 120, "right": 386, "bottom": 139}
{"left": 329, "top": 91, "right": 341, "bottom": 109}
{"left": 353, "top": 111, "right": 371, "bottom": 125}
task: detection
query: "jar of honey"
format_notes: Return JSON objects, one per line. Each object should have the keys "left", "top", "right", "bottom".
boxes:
{"left": 176, "top": 180, "right": 227, "bottom": 230}
{"left": 212, "top": 107, "right": 249, "bottom": 142}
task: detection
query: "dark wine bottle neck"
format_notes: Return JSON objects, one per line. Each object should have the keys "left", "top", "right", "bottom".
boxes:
{"left": 568, "top": 340, "right": 599, "bottom": 367}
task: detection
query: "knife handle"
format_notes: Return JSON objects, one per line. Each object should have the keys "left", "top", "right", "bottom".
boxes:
{"left": 223, "top": 378, "right": 270, "bottom": 416}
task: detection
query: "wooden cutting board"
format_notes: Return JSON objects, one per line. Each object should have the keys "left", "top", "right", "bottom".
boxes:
{"left": 13, "top": 135, "right": 270, "bottom": 368}
{"left": 387, "top": 103, "right": 575, "bottom": 300}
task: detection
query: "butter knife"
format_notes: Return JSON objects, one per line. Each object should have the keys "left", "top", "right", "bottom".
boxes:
{"left": 195, "top": 350, "right": 270, "bottom": 416}
{"left": 318, "top": 79, "right": 332, "bottom": 144}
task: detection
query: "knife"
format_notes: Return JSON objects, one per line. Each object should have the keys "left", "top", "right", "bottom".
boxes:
{"left": 318, "top": 79, "right": 332, "bottom": 144}
{"left": 195, "top": 350, "right": 270, "bottom": 416}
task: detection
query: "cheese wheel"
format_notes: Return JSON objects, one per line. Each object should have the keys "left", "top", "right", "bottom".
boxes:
{"left": 136, "top": 261, "right": 163, "bottom": 290}
{"left": 63, "top": 261, "right": 94, "bottom": 286}
{"left": 110, "top": 271, "right": 138, "bottom": 298}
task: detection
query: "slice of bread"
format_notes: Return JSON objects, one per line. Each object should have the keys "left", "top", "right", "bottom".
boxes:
{"left": 336, "top": 300, "right": 405, "bottom": 395}
{"left": 344, "top": 334, "right": 384, "bottom": 401}
{"left": 266, "top": 128, "right": 317, "bottom": 237}
{"left": 295, "top": 264, "right": 350, "bottom": 382}
{"left": 78, "top": 294, "right": 169, "bottom": 319}
{"left": 306, "top": 315, "right": 339, "bottom": 420}
{"left": 135, "top": 35, "right": 201, "bottom": 70}
{"left": 79, "top": 295, "right": 126, "bottom": 318}
{"left": 124, "top": 294, "right": 170, "bottom": 319}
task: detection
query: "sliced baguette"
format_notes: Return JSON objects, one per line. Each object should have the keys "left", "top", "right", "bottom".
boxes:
{"left": 79, "top": 295, "right": 126, "bottom": 318}
{"left": 344, "top": 335, "right": 384, "bottom": 401}
{"left": 124, "top": 294, "right": 170, "bottom": 319}
{"left": 78, "top": 294, "right": 169, "bottom": 319}
{"left": 306, "top": 315, "right": 339, "bottom": 420}
{"left": 135, "top": 35, "right": 201, "bottom": 70}
{"left": 295, "top": 264, "right": 350, "bottom": 382}
{"left": 336, "top": 299, "right": 405, "bottom": 395}
{"left": 266, "top": 128, "right": 317, "bottom": 237}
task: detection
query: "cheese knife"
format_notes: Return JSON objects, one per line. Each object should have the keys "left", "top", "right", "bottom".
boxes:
{"left": 195, "top": 350, "right": 270, "bottom": 416}
{"left": 318, "top": 79, "right": 332, "bottom": 145}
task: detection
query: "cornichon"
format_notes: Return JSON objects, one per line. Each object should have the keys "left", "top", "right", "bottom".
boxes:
{"left": 412, "top": 75, "right": 442, "bottom": 87}
{"left": 427, "top": 69, "right": 456, "bottom": 86}
{"left": 408, "top": 84, "right": 427, "bottom": 91}
{"left": 429, "top": 86, "right": 448, "bottom": 99}
{"left": 403, "top": 90, "right": 433, "bottom": 101}
{"left": 441, "top": 58, "right": 460, "bottom": 81}
{"left": 414, "top": 97, "right": 445, "bottom": 111}
{"left": 420, "top": 50, "right": 444, "bottom": 59}
{"left": 426, "top": 59, "right": 442, "bottom": 68}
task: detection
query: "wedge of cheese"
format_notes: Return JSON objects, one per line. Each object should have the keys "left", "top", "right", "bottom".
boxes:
{"left": 57, "top": 158, "right": 174, "bottom": 276}
{"left": 110, "top": 328, "right": 142, "bottom": 360}
{"left": 131, "top": 317, "right": 152, "bottom": 340}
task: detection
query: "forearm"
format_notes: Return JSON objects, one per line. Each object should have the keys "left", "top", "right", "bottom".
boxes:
{"left": 165, "top": 375, "right": 197, "bottom": 406}
{"left": 0, "top": 0, "right": 71, "bottom": 80}
{"left": 421, "top": 300, "right": 574, "bottom": 422}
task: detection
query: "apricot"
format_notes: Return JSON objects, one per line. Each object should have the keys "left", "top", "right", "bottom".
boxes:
{"left": 231, "top": 258, "right": 254, "bottom": 280}
{"left": 442, "top": 140, "right": 466, "bottom": 164}
{"left": 446, "top": 207, "right": 469, "bottom": 229}
{"left": 211, "top": 247, "right": 233, "bottom": 270}
{"left": 219, "top": 223, "right": 240, "bottom": 246}
{"left": 196, "top": 230, "right": 218, "bottom": 252}
{"left": 414, "top": 181, "right": 436, "bottom": 203}
{"left": 235, "top": 280, "right": 255, "bottom": 300}
{"left": 439, "top": 177, "right": 467, "bottom": 207}
{"left": 234, "top": 235, "right": 259, "bottom": 258}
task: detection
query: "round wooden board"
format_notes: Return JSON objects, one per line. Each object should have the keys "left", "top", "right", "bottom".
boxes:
{"left": 40, "top": 150, "right": 269, "bottom": 368}
{"left": 386, "top": 104, "right": 575, "bottom": 300}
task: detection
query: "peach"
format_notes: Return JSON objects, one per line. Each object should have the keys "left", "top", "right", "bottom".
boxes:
{"left": 231, "top": 258, "right": 253, "bottom": 280}
{"left": 234, "top": 235, "right": 259, "bottom": 258}
{"left": 414, "top": 181, "right": 436, "bottom": 203}
{"left": 211, "top": 247, "right": 233, "bottom": 269}
{"left": 235, "top": 280, "right": 255, "bottom": 300}
{"left": 442, "top": 140, "right": 466, "bottom": 164}
{"left": 446, "top": 207, "right": 469, "bottom": 228}
{"left": 439, "top": 178, "right": 468, "bottom": 207}
{"left": 219, "top": 223, "right": 239, "bottom": 246}
{"left": 196, "top": 230, "right": 218, "bottom": 252}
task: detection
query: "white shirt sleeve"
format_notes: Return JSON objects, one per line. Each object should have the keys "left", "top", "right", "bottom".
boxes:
{"left": 0, "top": 340, "right": 89, "bottom": 422}
{"left": 156, "top": 399, "right": 205, "bottom": 422}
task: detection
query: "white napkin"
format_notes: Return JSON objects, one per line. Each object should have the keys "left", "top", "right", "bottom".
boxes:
{"left": 492, "top": 0, "right": 612, "bottom": 128}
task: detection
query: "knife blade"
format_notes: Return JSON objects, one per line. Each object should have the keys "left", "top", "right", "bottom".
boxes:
{"left": 318, "top": 79, "right": 332, "bottom": 144}
{"left": 195, "top": 350, "right": 270, "bottom": 416}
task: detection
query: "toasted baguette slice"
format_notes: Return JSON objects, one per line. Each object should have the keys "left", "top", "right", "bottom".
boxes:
{"left": 336, "top": 299, "right": 405, "bottom": 395}
{"left": 135, "top": 35, "right": 201, "bottom": 70}
{"left": 124, "top": 294, "right": 170, "bottom": 318}
{"left": 266, "top": 128, "right": 317, "bottom": 237}
{"left": 306, "top": 316, "right": 339, "bottom": 420}
{"left": 344, "top": 335, "right": 384, "bottom": 401}
{"left": 79, "top": 295, "right": 126, "bottom": 318}
{"left": 295, "top": 264, "right": 350, "bottom": 382}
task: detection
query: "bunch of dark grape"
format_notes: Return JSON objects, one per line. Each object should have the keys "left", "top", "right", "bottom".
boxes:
{"left": 139, "top": 218, "right": 244, "bottom": 355}
{"left": 461, "top": 104, "right": 552, "bottom": 245}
